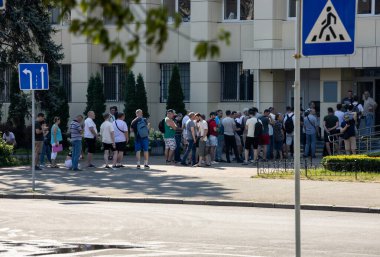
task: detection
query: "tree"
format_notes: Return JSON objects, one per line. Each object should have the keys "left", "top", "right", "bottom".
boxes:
{"left": 124, "top": 71, "right": 137, "bottom": 126}
{"left": 166, "top": 66, "right": 186, "bottom": 115}
{"left": 83, "top": 74, "right": 106, "bottom": 128}
{"left": 135, "top": 73, "right": 149, "bottom": 118}
{"left": 44, "top": 0, "right": 230, "bottom": 68}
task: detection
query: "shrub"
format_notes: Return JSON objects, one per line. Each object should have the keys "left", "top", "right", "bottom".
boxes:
{"left": 322, "top": 155, "right": 380, "bottom": 172}
{"left": 0, "top": 133, "right": 20, "bottom": 167}
{"left": 367, "top": 151, "right": 380, "bottom": 158}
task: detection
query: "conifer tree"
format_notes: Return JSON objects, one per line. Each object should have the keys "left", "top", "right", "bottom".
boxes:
{"left": 135, "top": 73, "right": 149, "bottom": 118}
{"left": 166, "top": 66, "right": 186, "bottom": 115}
{"left": 124, "top": 71, "right": 137, "bottom": 125}
{"left": 83, "top": 74, "right": 106, "bottom": 128}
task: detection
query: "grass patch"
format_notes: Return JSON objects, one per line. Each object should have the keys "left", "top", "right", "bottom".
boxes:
{"left": 254, "top": 169, "right": 380, "bottom": 182}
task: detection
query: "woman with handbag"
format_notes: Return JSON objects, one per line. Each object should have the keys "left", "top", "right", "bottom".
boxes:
{"left": 50, "top": 117, "right": 63, "bottom": 168}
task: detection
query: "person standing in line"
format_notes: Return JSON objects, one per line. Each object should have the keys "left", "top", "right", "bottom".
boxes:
{"left": 84, "top": 111, "right": 98, "bottom": 168}
{"left": 163, "top": 109, "right": 177, "bottom": 164}
{"left": 193, "top": 114, "right": 209, "bottom": 167}
{"left": 323, "top": 108, "right": 339, "bottom": 156}
{"left": 112, "top": 112, "right": 129, "bottom": 168}
{"left": 222, "top": 110, "right": 242, "bottom": 163}
{"left": 34, "top": 113, "right": 45, "bottom": 170}
{"left": 266, "top": 107, "right": 276, "bottom": 160}
{"left": 173, "top": 113, "right": 183, "bottom": 163}
{"left": 352, "top": 96, "right": 364, "bottom": 129}
{"left": 100, "top": 113, "right": 116, "bottom": 169}
{"left": 233, "top": 111, "right": 243, "bottom": 160}
{"left": 181, "top": 112, "right": 197, "bottom": 166}
{"left": 131, "top": 109, "right": 150, "bottom": 169}
{"left": 341, "top": 114, "right": 357, "bottom": 155}
{"left": 335, "top": 103, "right": 345, "bottom": 153}
{"left": 303, "top": 109, "right": 318, "bottom": 158}
{"left": 206, "top": 112, "right": 218, "bottom": 164}
{"left": 243, "top": 108, "right": 259, "bottom": 165}
{"left": 273, "top": 113, "right": 284, "bottom": 160}
{"left": 109, "top": 106, "right": 118, "bottom": 122}
{"left": 342, "top": 90, "right": 354, "bottom": 111}
{"left": 283, "top": 106, "right": 295, "bottom": 159}
{"left": 69, "top": 115, "right": 84, "bottom": 171}
{"left": 39, "top": 118, "right": 51, "bottom": 168}
{"left": 50, "top": 117, "right": 62, "bottom": 168}
{"left": 363, "top": 91, "right": 378, "bottom": 135}
{"left": 258, "top": 109, "right": 272, "bottom": 162}
{"left": 215, "top": 109, "right": 225, "bottom": 162}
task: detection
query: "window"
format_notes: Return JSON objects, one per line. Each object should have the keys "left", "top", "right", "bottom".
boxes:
{"left": 357, "top": 0, "right": 380, "bottom": 15}
{"left": 59, "top": 65, "right": 72, "bottom": 102}
{"left": 160, "top": 63, "right": 190, "bottom": 102}
{"left": 0, "top": 67, "right": 12, "bottom": 103}
{"left": 50, "top": 8, "right": 70, "bottom": 25}
{"left": 323, "top": 81, "right": 338, "bottom": 102}
{"left": 288, "top": 0, "right": 296, "bottom": 18}
{"left": 163, "top": 0, "right": 191, "bottom": 22}
{"left": 221, "top": 63, "right": 253, "bottom": 101}
{"left": 224, "top": 0, "right": 254, "bottom": 21}
{"left": 102, "top": 64, "right": 127, "bottom": 102}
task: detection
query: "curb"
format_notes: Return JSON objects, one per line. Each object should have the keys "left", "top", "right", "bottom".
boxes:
{"left": 1, "top": 193, "right": 379, "bottom": 214}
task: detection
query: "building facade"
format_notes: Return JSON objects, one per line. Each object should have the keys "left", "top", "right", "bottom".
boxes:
{"left": 1, "top": 0, "right": 379, "bottom": 128}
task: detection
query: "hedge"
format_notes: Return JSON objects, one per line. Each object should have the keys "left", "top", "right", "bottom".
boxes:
{"left": 321, "top": 155, "right": 380, "bottom": 172}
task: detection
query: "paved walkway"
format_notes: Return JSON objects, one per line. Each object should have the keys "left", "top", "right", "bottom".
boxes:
{"left": 1, "top": 156, "right": 380, "bottom": 208}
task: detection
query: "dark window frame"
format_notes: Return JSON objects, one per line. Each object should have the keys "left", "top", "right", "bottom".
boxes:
{"left": 160, "top": 63, "right": 190, "bottom": 103}
{"left": 102, "top": 64, "right": 127, "bottom": 102}
{"left": 221, "top": 62, "right": 254, "bottom": 102}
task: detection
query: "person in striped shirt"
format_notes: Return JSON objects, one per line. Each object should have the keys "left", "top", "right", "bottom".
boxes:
{"left": 69, "top": 115, "right": 84, "bottom": 171}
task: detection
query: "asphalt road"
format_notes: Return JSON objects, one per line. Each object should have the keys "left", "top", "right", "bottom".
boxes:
{"left": 0, "top": 199, "right": 379, "bottom": 257}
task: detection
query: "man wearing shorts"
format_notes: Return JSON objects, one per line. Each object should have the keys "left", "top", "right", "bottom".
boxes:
{"left": 243, "top": 108, "right": 259, "bottom": 165}
{"left": 206, "top": 112, "right": 218, "bottom": 164}
{"left": 164, "top": 109, "right": 177, "bottom": 164}
{"left": 100, "top": 113, "right": 115, "bottom": 169}
{"left": 113, "top": 112, "right": 129, "bottom": 168}
{"left": 84, "top": 111, "right": 98, "bottom": 168}
{"left": 194, "top": 114, "right": 209, "bottom": 167}
{"left": 131, "top": 109, "right": 150, "bottom": 169}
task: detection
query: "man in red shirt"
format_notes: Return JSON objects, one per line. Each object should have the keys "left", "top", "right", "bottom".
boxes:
{"left": 206, "top": 112, "right": 218, "bottom": 164}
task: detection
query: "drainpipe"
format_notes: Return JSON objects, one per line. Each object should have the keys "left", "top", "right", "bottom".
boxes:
{"left": 256, "top": 69, "right": 260, "bottom": 110}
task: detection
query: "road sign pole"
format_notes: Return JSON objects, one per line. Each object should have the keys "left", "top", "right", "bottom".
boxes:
{"left": 294, "top": 0, "right": 302, "bottom": 257}
{"left": 32, "top": 90, "right": 35, "bottom": 191}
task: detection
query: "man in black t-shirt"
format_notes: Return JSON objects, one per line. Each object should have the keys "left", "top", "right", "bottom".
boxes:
{"left": 323, "top": 107, "right": 339, "bottom": 155}
{"left": 34, "top": 113, "right": 45, "bottom": 170}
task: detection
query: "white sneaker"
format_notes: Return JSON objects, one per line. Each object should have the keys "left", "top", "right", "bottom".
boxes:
{"left": 211, "top": 161, "right": 218, "bottom": 165}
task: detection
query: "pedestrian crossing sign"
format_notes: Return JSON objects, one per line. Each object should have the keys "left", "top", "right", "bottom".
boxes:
{"left": 302, "top": 0, "right": 356, "bottom": 56}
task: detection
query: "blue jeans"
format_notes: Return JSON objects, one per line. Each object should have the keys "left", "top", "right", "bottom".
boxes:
{"left": 216, "top": 135, "right": 224, "bottom": 160}
{"left": 174, "top": 135, "right": 182, "bottom": 162}
{"left": 365, "top": 113, "right": 375, "bottom": 136}
{"left": 266, "top": 135, "right": 274, "bottom": 159}
{"left": 40, "top": 141, "right": 51, "bottom": 165}
{"left": 181, "top": 139, "right": 196, "bottom": 165}
{"left": 71, "top": 140, "right": 82, "bottom": 170}
{"left": 304, "top": 133, "right": 316, "bottom": 157}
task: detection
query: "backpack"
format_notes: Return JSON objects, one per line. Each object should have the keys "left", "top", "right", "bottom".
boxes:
{"left": 284, "top": 114, "right": 294, "bottom": 134}
{"left": 158, "top": 118, "right": 165, "bottom": 133}
{"left": 254, "top": 119, "right": 263, "bottom": 137}
{"left": 137, "top": 118, "right": 149, "bottom": 138}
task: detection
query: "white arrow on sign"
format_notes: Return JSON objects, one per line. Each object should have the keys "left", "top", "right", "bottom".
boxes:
{"left": 23, "top": 68, "right": 33, "bottom": 89}
{"left": 40, "top": 66, "right": 45, "bottom": 89}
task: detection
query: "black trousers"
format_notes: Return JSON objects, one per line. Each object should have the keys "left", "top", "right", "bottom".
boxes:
{"left": 224, "top": 134, "right": 241, "bottom": 162}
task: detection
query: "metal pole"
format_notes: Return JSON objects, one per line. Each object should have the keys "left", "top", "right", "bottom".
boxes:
{"left": 294, "top": 0, "right": 302, "bottom": 256}
{"left": 32, "top": 90, "right": 36, "bottom": 191}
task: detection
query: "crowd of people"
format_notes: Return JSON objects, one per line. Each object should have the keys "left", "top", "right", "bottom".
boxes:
{"left": 4, "top": 90, "right": 376, "bottom": 170}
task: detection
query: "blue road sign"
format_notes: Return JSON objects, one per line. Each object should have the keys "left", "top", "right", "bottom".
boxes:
{"left": 0, "top": 0, "right": 5, "bottom": 10}
{"left": 18, "top": 63, "right": 49, "bottom": 91}
{"left": 302, "top": 0, "right": 356, "bottom": 56}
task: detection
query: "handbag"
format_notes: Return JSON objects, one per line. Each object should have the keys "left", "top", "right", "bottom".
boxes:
{"left": 52, "top": 144, "right": 63, "bottom": 153}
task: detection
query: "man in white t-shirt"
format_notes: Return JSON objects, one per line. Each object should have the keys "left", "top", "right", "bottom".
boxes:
{"left": 112, "top": 112, "right": 129, "bottom": 168}
{"left": 194, "top": 113, "right": 209, "bottom": 167}
{"left": 84, "top": 111, "right": 98, "bottom": 168}
{"left": 100, "top": 113, "right": 116, "bottom": 169}
{"left": 243, "top": 108, "right": 259, "bottom": 164}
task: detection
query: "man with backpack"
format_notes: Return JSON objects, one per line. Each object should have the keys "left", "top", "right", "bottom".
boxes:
{"left": 283, "top": 106, "right": 295, "bottom": 158}
{"left": 131, "top": 109, "right": 150, "bottom": 169}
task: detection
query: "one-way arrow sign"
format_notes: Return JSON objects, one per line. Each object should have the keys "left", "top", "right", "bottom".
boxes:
{"left": 18, "top": 63, "right": 49, "bottom": 90}
{"left": 0, "top": 0, "right": 6, "bottom": 10}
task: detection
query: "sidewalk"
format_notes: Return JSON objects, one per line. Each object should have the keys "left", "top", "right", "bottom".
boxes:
{"left": 1, "top": 156, "right": 380, "bottom": 210}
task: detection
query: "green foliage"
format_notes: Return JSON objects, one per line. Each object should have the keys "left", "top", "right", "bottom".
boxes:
{"left": 44, "top": 83, "right": 70, "bottom": 132}
{"left": 124, "top": 71, "right": 138, "bottom": 126}
{"left": 166, "top": 66, "right": 186, "bottom": 115}
{"left": 84, "top": 74, "right": 106, "bottom": 128}
{"left": 0, "top": 133, "right": 20, "bottom": 167}
{"left": 43, "top": 0, "right": 230, "bottom": 68}
{"left": 135, "top": 73, "right": 149, "bottom": 118}
{"left": 321, "top": 155, "right": 380, "bottom": 172}
{"left": 7, "top": 72, "right": 29, "bottom": 130}
{"left": 367, "top": 151, "right": 380, "bottom": 157}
